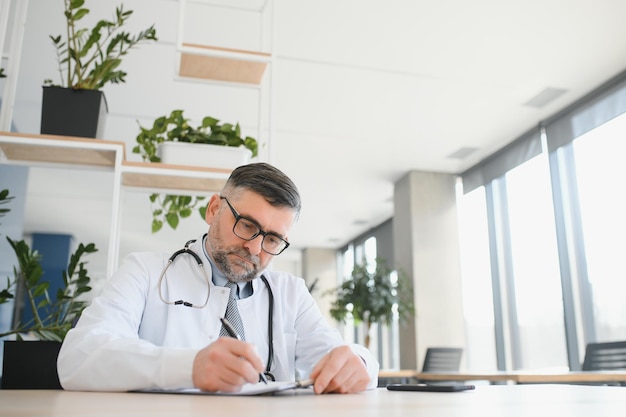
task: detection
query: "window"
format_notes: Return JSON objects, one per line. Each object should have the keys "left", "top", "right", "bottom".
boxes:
{"left": 459, "top": 155, "right": 567, "bottom": 371}
{"left": 573, "top": 112, "right": 626, "bottom": 342}
{"left": 505, "top": 155, "right": 567, "bottom": 369}
{"left": 459, "top": 71, "right": 626, "bottom": 371}
{"left": 457, "top": 185, "right": 497, "bottom": 370}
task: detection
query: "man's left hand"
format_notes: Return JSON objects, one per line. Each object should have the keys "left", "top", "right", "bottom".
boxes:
{"left": 309, "top": 345, "right": 370, "bottom": 394}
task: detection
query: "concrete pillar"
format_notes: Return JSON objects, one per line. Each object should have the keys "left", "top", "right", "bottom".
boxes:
{"left": 302, "top": 247, "right": 337, "bottom": 324}
{"left": 393, "top": 171, "right": 465, "bottom": 369}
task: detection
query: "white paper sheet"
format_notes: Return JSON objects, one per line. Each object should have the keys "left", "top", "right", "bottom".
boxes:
{"left": 138, "top": 379, "right": 314, "bottom": 396}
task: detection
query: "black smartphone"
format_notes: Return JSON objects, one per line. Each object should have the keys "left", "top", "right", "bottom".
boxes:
{"left": 386, "top": 384, "right": 475, "bottom": 392}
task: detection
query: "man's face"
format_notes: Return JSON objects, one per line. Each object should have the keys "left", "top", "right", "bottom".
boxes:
{"left": 205, "top": 190, "right": 296, "bottom": 283}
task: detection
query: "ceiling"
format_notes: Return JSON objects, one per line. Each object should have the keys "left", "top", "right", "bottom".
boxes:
{"left": 5, "top": 0, "right": 626, "bottom": 276}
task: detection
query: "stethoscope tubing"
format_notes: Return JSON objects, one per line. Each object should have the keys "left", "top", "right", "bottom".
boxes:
{"left": 158, "top": 238, "right": 275, "bottom": 379}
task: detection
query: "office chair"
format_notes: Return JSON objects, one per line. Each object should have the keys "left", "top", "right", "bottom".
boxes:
{"left": 421, "top": 347, "right": 463, "bottom": 373}
{"left": 377, "top": 347, "right": 464, "bottom": 387}
{"left": 411, "top": 347, "right": 464, "bottom": 385}
{"left": 580, "top": 340, "right": 626, "bottom": 386}
{"left": 582, "top": 341, "right": 626, "bottom": 371}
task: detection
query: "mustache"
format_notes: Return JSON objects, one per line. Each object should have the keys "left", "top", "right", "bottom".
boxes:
{"left": 228, "top": 247, "right": 260, "bottom": 266}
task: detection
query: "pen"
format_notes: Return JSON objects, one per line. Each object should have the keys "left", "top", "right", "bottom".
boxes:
{"left": 296, "top": 378, "right": 314, "bottom": 388}
{"left": 220, "top": 317, "right": 268, "bottom": 384}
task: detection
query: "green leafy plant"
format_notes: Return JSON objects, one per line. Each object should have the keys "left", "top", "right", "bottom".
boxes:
{"left": 327, "top": 257, "right": 414, "bottom": 348}
{"left": 133, "top": 109, "right": 258, "bottom": 162}
{"left": 147, "top": 194, "right": 207, "bottom": 234}
{"left": 0, "top": 68, "right": 6, "bottom": 78}
{"left": 0, "top": 188, "right": 97, "bottom": 341}
{"left": 0, "top": 238, "right": 97, "bottom": 341}
{"left": 0, "top": 188, "right": 14, "bottom": 221}
{"left": 44, "top": 0, "right": 157, "bottom": 90}
{"left": 133, "top": 109, "right": 258, "bottom": 233}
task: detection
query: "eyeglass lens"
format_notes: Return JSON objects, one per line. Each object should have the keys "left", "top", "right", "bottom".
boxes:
{"left": 233, "top": 217, "right": 287, "bottom": 255}
{"left": 221, "top": 196, "right": 289, "bottom": 255}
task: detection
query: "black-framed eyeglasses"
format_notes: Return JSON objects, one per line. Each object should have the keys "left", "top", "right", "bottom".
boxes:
{"left": 220, "top": 196, "right": 290, "bottom": 255}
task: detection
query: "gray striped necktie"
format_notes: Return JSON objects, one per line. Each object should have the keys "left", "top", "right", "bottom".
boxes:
{"left": 219, "top": 281, "right": 246, "bottom": 340}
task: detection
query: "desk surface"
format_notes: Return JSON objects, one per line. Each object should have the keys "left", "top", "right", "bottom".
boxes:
{"left": 413, "top": 370, "right": 626, "bottom": 384}
{"left": 2, "top": 385, "right": 626, "bottom": 417}
{"left": 514, "top": 370, "right": 626, "bottom": 384}
{"left": 415, "top": 371, "right": 517, "bottom": 382}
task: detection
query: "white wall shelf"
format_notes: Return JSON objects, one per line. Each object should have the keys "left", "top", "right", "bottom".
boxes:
{"left": 0, "top": 131, "right": 124, "bottom": 167}
{"left": 122, "top": 161, "right": 229, "bottom": 193}
{"left": 175, "top": 0, "right": 275, "bottom": 162}
{"left": 0, "top": 131, "right": 232, "bottom": 276}
{"left": 178, "top": 43, "right": 270, "bottom": 85}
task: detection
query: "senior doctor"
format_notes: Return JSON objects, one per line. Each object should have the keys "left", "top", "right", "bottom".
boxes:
{"left": 58, "top": 162, "right": 378, "bottom": 394}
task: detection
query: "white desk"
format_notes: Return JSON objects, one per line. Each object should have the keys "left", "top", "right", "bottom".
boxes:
{"left": 412, "top": 370, "right": 626, "bottom": 385}
{"left": 1, "top": 385, "right": 625, "bottom": 417}
{"left": 413, "top": 371, "right": 518, "bottom": 384}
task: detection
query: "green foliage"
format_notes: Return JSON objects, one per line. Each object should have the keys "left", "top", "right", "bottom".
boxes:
{"left": 44, "top": 0, "right": 157, "bottom": 90}
{"left": 133, "top": 109, "right": 258, "bottom": 233}
{"left": 0, "top": 67, "right": 6, "bottom": 78}
{"left": 132, "top": 109, "right": 258, "bottom": 162}
{"left": 0, "top": 237, "right": 98, "bottom": 341}
{"left": 328, "top": 258, "right": 414, "bottom": 338}
{"left": 0, "top": 189, "right": 14, "bottom": 221}
{"left": 0, "top": 189, "right": 13, "bottom": 304}
{"left": 149, "top": 194, "right": 206, "bottom": 233}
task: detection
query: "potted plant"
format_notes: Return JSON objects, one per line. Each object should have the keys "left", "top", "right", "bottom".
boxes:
{"left": 0, "top": 189, "right": 98, "bottom": 389}
{"left": 41, "top": 0, "right": 157, "bottom": 138}
{"left": 327, "top": 257, "right": 414, "bottom": 349}
{"left": 133, "top": 109, "right": 258, "bottom": 233}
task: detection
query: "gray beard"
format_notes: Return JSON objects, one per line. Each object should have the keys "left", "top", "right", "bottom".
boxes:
{"left": 211, "top": 248, "right": 260, "bottom": 283}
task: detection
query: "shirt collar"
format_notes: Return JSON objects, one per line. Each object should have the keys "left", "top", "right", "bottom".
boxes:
{"left": 202, "top": 234, "right": 252, "bottom": 299}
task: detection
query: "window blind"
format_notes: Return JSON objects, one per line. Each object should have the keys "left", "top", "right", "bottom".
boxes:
{"left": 460, "top": 127, "right": 542, "bottom": 194}
{"left": 545, "top": 69, "right": 626, "bottom": 152}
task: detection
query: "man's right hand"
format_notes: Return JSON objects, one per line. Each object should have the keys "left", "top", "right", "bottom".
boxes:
{"left": 192, "top": 337, "right": 265, "bottom": 392}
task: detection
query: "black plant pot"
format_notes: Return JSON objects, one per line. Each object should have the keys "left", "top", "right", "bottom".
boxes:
{"left": 40, "top": 86, "right": 108, "bottom": 139}
{"left": 1, "top": 340, "right": 62, "bottom": 389}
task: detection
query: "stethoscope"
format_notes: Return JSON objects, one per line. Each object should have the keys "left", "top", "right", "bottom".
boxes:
{"left": 157, "top": 237, "right": 276, "bottom": 381}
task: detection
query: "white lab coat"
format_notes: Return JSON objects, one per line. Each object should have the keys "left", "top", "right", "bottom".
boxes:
{"left": 57, "top": 237, "right": 379, "bottom": 391}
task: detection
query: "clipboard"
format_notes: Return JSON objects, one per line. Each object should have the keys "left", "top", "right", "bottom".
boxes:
{"left": 138, "top": 379, "right": 314, "bottom": 396}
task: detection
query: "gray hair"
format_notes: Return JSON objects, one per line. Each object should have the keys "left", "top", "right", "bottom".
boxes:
{"left": 222, "top": 162, "right": 301, "bottom": 218}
